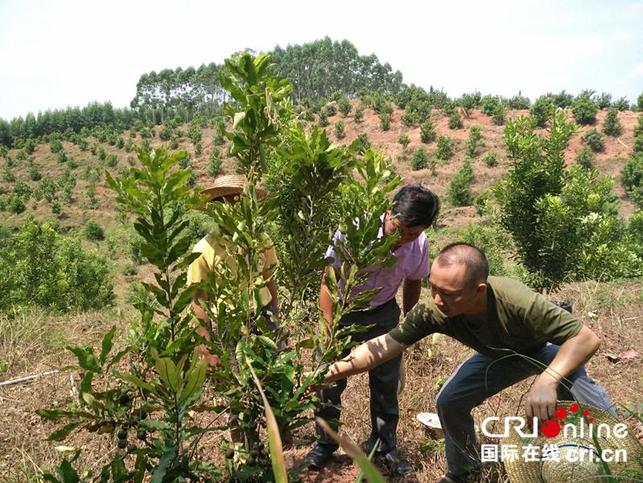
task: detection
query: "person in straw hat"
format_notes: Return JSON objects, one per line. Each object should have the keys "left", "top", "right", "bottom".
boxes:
{"left": 305, "top": 184, "right": 441, "bottom": 477}
{"left": 188, "top": 174, "right": 281, "bottom": 445}
{"left": 316, "top": 242, "right": 615, "bottom": 483}
{"left": 188, "top": 174, "right": 279, "bottom": 367}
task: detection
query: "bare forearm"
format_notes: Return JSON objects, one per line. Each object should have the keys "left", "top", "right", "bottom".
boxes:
{"left": 402, "top": 279, "right": 422, "bottom": 315}
{"left": 539, "top": 326, "right": 600, "bottom": 386}
{"left": 325, "top": 334, "right": 405, "bottom": 384}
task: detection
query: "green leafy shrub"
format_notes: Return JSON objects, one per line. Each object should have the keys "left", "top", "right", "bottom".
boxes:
{"left": 635, "top": 134, "right": 643, "bottom": 154}
{"left": 622, "top": 153, "right": 643, "bottom": 208}
{"left": 508, "top": 93, "right": 530, "bottom": 110}
{"left": 492, "top": 105, "right": 506, "bottom": 126}
{"left": 338, "top": 97, "right": 352, "bottom": 116}
{"left": 318, "top": 111, "right": 329, "bottom": 127}
{"left": 354, "top": 106, "right": 364, "bottom": 123}
{"left": 50, "top": 139, "right": 63, "bottom": 153}
{"left": 84, "top": 219, "right": 105, "bottom": 241}
{"left": 51, "top": 199, "right": 61, "bottom": 215}
{"left": 411, "top": 146, "right": 429, "bottom": 170}
{"left": 28, "top": 162, "right": 42, "bottom": 181}
{"left": 635, "top": 116, "right": 643, "bottom": 137}
{"left": 56, "top": 151, "right": 67, "bottom": 164}
{"left": 401, "top": 110, "right": 418, "bottom": 127}
{"left": 351, "top": 133, "right": 370, "bottom": 154}
{"left": 420, "top": 120, "right": 436, "bottom": 143}
{"left": 379, "top": 112, "right": 390, "bottom": 131}
{"left": 106, "top": 153, "right": 118, "bottom": 167}
{"left": 447, "top": 159, "right": 474, "bottom": 206}
{"left": 448, "top": 111, "right": 463, "bottom": 129}
{"left": 98, "top": 146, "right": 106, "bottom": 161}
{"left": 84, "top": 183, "right": 98, "bottom": 209}
{"left": 480, "top": 95, "right": 502, "bottom": 116}
{"left": 8, "top": 195, "right": 25, "bottom": 214}
{"left": 575, "top": 147, "right": 595, "bottom": 170}
{"left": 436, "top": 136, "right": 454, "bottom": 160}
{"left": 582, "top": 128, "right": 605, "bottom": 152}
{"left": 596, "top": 92, "right": 612, "bottom": 109}
{"left": 530, "top": 96, "right": 554, "bottom": 128}
{"left": 334, "top": 120, "right": 345, "bottom": 139}
{"left": 483, "top": 151, "right": 497, "bottom": 167}
{"left": 2, "top": 164, "right": 15, "bottom": 182}
{"left": 494, "top": 110, "right": 639, "bottom": 290}
{"left": 612, "top": 97, "right": 629, "bottom": 111}
{"left": 572, "top": 94, "right": 598, "bottom": 125}
{"left": 0, "top": 218, "right": 113, "bottom": 311}
{"left": 603, "top": 108, "right": 622, "bottom": 136}
{"left": 398, "top": 133, "right": 411, "bottom": 150}
{"left": 159, "top": 125, "right": 172, "bottom": 141}
{"left": 459, "top": 91, "right": 481, "bottom": 117}
{"left": 208, "top": 148, "right": 222, "bottom": 176}
{"left": 465, "top": 126, "right": 483, "bottom": 158}
{"left": 322, "top": 104, "right": 336, "bottom": 118}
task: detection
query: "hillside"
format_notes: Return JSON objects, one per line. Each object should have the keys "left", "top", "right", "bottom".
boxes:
{"left": 1, "top": 106, "right": 639, "bottom": 228}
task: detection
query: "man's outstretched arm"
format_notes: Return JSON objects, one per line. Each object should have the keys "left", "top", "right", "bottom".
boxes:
{"left": 526, "top": 325, "right": 601, "bottom": 420}
{"left": 325, "top": 334, "right": 406, "bottom": 384}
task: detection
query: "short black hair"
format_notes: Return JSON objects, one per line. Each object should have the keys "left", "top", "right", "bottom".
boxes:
{"left": 435, "top": 242, "right": 489, "bottom": 285}
{"left": 391, "top": 184, "right": 440, "bottom": 228}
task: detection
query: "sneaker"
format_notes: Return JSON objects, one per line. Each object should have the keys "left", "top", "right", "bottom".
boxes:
{"left": 304, "top": 443, "right": 336, "bottom": 470}
{"left": 379, "top": 449, "right": 414, "bottom": 477}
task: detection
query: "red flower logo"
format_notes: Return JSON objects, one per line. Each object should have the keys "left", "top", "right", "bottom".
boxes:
{"left": 542, "top": 418, "right": 561, "bottom": 438}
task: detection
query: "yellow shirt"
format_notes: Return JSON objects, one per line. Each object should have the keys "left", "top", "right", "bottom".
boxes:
{"left": 187, "top": 230, "right": 279, "bottom": 308}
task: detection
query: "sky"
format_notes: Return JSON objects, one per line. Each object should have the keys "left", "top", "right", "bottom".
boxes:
{"left": 1, "top": 0, "right": 642, "bottom": 121}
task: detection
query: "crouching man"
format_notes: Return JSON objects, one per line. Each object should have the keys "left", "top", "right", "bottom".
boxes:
{"left": 319, "top": 242, "right": 613, "bottom": 483}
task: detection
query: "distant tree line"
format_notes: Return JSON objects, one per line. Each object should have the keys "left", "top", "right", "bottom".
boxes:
{"left": 0, "top": 102, "right": 138, "bottom": 149}
{"left": 2, "top": 37, "right": 642, "bottom": 149}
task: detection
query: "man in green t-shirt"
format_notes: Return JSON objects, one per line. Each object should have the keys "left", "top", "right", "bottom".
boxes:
{"left": 320, "top": 242, "right": 613, "bottom": 483}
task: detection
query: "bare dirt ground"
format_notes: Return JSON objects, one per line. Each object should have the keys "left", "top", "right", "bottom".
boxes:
{"left": 1, "top": 278, "right": 641, "bottom": 482}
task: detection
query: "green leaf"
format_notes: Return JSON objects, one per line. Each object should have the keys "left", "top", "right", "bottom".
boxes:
{"left": 57, "top": 458, "right": 80, "bottom": 483}
{"left": 114, "top": 371, "right": 156, "bottom": 394}
{"left": 247, "top": 362, "right": 288, "bottom": 483}
{"left": 99, "top": 326, "right": 117, "bottom": 365}
{"left": 179, "top": 359, "right": 206, "bottom": 404}
{"left": 155, "top": 357, "right": 178, "bottom": 391}
{"left": 67, "top": 346, "right": 100, "bottom": 372}
{"left": 36, "top": 408, "right": 77, "bottom": 420}
{"left": 151, "top": 446, "right": 176, "bottom": 483}
{"left": 47, "top": 422, "right": 82, "bottom": 442}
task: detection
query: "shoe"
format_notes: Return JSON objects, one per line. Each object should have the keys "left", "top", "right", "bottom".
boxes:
{"left": 304, "top": 443, "right": 336, "bottom": 470}
{"left": 379, "top": 449, "right": 414, "bottom": 477}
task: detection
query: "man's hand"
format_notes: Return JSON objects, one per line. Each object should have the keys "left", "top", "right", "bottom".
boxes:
{"left": 526, "top": 373, "right": 558, "bottom": 421}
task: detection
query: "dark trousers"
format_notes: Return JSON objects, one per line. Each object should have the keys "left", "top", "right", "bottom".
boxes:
{"left": 435, "top": 344, "right": 615, "bottom": 476}
{"left": 315, "top": 298, "right": 402, "bottom": 454}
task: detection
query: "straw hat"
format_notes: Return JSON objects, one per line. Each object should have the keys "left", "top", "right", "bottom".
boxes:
{"left": 503, "top": 401, "right": 642, "bottom": 482}
{"left": 201, "top": 174, "right": 266, "bottom": 202}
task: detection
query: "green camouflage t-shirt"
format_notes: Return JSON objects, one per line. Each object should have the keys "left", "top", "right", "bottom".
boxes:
{"left": 389, "top": 276, "right": 582, "bottom": 358}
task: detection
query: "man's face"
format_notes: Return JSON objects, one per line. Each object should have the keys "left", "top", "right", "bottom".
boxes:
{"left": 385, "top": 211, "right": 426, "bottom": 248}
{"left": 428, "top": 262, "right": 480, "bottom": 317}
